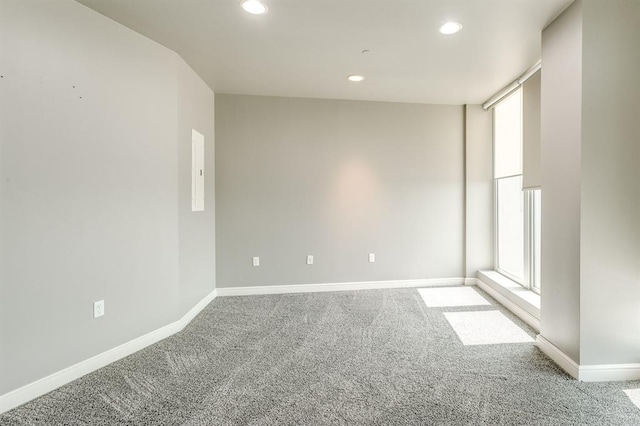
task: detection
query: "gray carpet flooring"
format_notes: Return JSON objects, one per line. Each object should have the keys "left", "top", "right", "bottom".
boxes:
{"left": 2, "top": 287, "right": 640, "bottom": 425}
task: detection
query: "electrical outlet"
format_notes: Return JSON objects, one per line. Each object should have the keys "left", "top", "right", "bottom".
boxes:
{"left": 307, "top": 255, "right": 314, "bottom": 265}
{"left": 369, "top": 253, "right": 375, "bottom": 263}
{"left": 252, "top": 256, "right": 260, "bottom": 267}
{"left": 93, "top": 300, "right": 105, "bottom": 318}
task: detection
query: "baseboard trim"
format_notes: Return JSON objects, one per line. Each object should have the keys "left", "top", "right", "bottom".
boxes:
{"left": 535, "top": 335, "right": 579, "bottom": 379}
{"left": 535, "top": 335, "right": 640, "bottom": 382}
{"left": 217, "top": 278, "right": 465, "bottom": 297}
{"left": 476, "top": 278, "right": 540, "bottom": 332}
{"left": 464, "top": 278, "right": 478, "bottom": 286}
{"left": 0, "top": 289, "right": 217, "bottom": 414}
{"left": 181, "top": 290, "right": 217, "bottom": 325}
{"left": 579, "top": 363, "right": 640, "bottom": 382}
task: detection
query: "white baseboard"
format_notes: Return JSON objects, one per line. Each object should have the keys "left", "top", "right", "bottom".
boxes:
{"left": 180, "top": 290, "right": 217, "bottom": 325}
{"left": 535, "top": 335, "right": 640, "bottom": 382}
{"left": 579, "top": 363, "right": 640, "bottom": 382}
{"left": 0, "top": 289, "right": 217, "bottom": 414}
{"left": 217, "top": 278, "right": 465, "bottom": 297}
{"left": 535, "top": 335, "right": 579, "bottom": 379}
{"left": 464, "top": 278, "right": 478, "bottom": 286}
{"left": 476, "top": 278, "right": 540, "bottom": 332}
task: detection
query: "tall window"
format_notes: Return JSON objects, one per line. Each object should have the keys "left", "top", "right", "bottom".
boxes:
{"left": 532, "top": 189, "right": 541, "bottom": 292}
{"left": 494, "top": 88, "right": 541, "bottom": 293}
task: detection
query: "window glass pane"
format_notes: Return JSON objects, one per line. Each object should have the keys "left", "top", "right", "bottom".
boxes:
{"left": 497, "top": 175, "right": 524, "bottom": 281}
{"left": 494, "top": 89, "right": 523, "bottom": 178}
{"left": 533, "top": 189, "right": 541, "bottom": 290}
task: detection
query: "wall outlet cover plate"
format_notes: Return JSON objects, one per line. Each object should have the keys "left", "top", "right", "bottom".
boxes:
{"left": 93, "top": 300, "right": 105, "bottom": 318}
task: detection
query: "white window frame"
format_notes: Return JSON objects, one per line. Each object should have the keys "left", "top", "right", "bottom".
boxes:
{"left": 492, "top": 88, "right": 541, "bottom": 293}
{"left": 493, "top": 175, "right": 524, "bottom": 285}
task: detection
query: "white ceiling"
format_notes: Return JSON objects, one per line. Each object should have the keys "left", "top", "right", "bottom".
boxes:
{"left": 76, "top": 0, "right": 571, "bottom": 105}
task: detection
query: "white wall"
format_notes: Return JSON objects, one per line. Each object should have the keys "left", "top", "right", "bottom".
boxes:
{"left": 540, "top": 0, "right": 640, "bottom": 368}
{"left": 0, "top": 0, "right": 215, "bottom": 397}
{"left": 464, "top": 105, "right": 493, "bottom": 277}
{"left": 540, "top": 0, "right": 583, "bottom": 363}
{"left": 579, "top": 0, "right": 640, "bottom": 365}
{"left": 215, "top": 95, "right": 465, "bottom": 288}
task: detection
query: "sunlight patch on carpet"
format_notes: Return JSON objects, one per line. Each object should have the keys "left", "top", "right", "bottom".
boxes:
{"left": 624, "top": 389, "right": 640, "bottom": 410}
{"left": 443, "top": 311, "right": 534, "bottom": 345}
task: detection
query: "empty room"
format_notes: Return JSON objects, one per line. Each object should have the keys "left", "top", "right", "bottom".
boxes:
{"left": 1, "top": 0, "right": 639, "bottom": 424}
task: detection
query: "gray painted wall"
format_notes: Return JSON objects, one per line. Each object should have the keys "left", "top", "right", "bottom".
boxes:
{"left": 540, "top": 0, "right": 583, "bottom": 363}
{"left": 464, "top": 105, "right": 494, "bottom": 278}
{"left": 177, "top": 59, "right": 216, "bottom": 316}
{"left": 216, "top": 95, "right": 464, "bottom": 288}
{"left": 579, "top": 0, "right": 640, "bottom": 365}
{"left": 540, "top": 0, "right": 640, "bottom": 366}
{"left": 0, "top": 0, "right": 215, "bottom": 396}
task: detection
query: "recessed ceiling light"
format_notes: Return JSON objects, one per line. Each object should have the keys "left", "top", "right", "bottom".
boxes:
{"left": 347, "top": 74, "right": 365, "bottom": 82}
{"left": 439, "top": 21, "right": 462, "bottom": 35}
{"left": 242, "top": 0, "right": 268, "bottom": 15}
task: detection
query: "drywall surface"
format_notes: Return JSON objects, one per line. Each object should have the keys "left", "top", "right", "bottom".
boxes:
{"left": 540, "top": 0, "right": 583, "bottom": 363}
{"left": 464, "top": 105, "right": 493, "bottom": 277}
{"left": 0, "top": 0, "right": 177, "bottom": 394}
{"left": 0, "top": 0, "right": 214, "bottom": 396}
{"left": 579, "top": 0, "right": 640, "bottom": 365}
{"left": 176, "top": 59, "right": 216, "bottom": 316}
{"left": 216, "top": 95, "right": 464, "bottom": 287}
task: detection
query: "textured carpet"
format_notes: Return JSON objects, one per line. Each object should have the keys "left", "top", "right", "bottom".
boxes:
{"left": 2, "top": 287, "right": 639, "bottom": 425}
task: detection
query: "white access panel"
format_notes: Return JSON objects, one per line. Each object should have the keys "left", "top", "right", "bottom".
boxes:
{"left": 192, "top": 129, "right": 205, "bottom": 211}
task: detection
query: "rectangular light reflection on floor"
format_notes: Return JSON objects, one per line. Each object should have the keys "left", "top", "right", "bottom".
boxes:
{"left": 624, "top": 389, "right": 640, "bottom": 410}
{"left": 443, "top": 311, "right": 534, "bottom": 346}
{"left": 418, "top": 287, "right": 491, "bottom": 308}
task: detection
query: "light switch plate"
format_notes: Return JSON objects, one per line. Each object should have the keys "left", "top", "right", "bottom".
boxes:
{"left": 369, "top": 253, "right": 375, "bottom": 263}
{"left": 307, "top": 255, "right": 314, "bottom": 265}
{"left": 252, "top": 256, "right": 260, "bottom": 267}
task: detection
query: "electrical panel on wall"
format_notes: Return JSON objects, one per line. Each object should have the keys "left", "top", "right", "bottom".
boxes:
{"left": 192, "top": 129, "right": 205, "bottom": 211}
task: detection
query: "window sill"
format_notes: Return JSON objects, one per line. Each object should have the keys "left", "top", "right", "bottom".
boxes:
{"left": 476, "top": 270, "right": 540, "bottom": 331}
